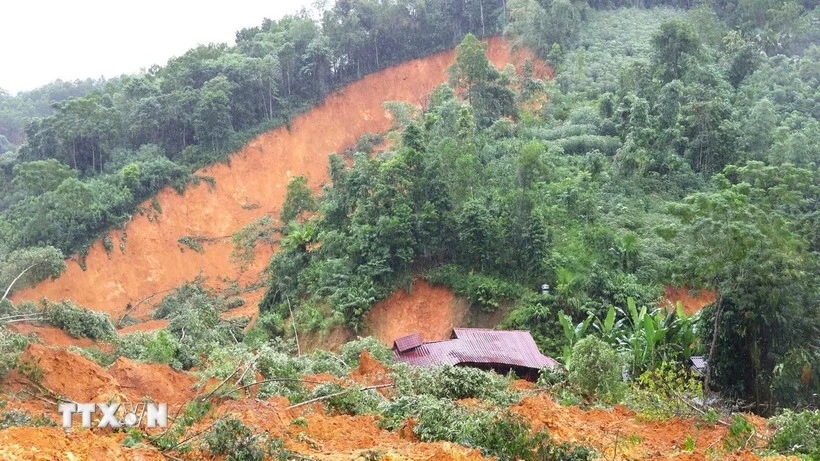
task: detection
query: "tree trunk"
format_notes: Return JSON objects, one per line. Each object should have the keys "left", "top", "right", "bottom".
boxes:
{"left": 479, "top": 0, "right": 486, "bottom": 36}
{"left": 703, "top": 292, "right": 722, "bottom": 407}
{"left": 2, "top": 263, "right": 39, "bottom": 303}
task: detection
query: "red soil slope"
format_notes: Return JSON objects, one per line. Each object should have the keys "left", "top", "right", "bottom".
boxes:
{"left": 12, "top": 38, "right": 545, "bottom": 324}
{"left": 662, "top": 286, "right": 717, "bottom": 315}
{"left": 365, "top": 279, "right": 469, "bottom": 344}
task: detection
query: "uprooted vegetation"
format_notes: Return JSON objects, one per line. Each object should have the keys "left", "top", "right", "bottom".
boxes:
{"left": 1, "top": 332, "right": 810, "bottom": 461}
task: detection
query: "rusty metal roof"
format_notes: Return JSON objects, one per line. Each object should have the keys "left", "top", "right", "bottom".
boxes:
{"left": 393, "top": 333, "right": 423, "bottom": 352}
{"left": 393, "top": 328, "right": 559, "bottom": 370}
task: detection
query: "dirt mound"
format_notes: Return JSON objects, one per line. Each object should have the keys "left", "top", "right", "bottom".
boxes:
{"left": 108, "top": 356, "right": 198, "bottom": 405}
{"left": 0, "top": 426, "right": 163, "bottom": 461}
{"left": 512, "top": 394, "right": 778, "bottom": 460}
{"left": 288, "top": 410, "right": 483, "bottom": 460}
{"left": 8, "top": 323, "right": 98, "bottom": 349}
{"left": 662, "top": 286, "right": 717, "bottom": 315}
{"left": 15, "top": 343, "right": 123, "bottom": 403}
{"left": 350, "top": 350, "right": 391, "bottom": 388}
{"left": 12, "top": 38, "right": 543, "bottom": 327}
{"left": 365, "top": 279, "right": 468, "bottom": 344}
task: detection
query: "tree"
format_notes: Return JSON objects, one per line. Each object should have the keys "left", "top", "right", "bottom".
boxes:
{"left": 280, "top": 176, "right": 317, "bottom": 224}
{"left": 194, "top": 75, "right": 235, "bottom": 151}
{"left": 669, "top": 171, "right": 818, "bottom": 410}
{"left": 651, "top": 19, "right": 700, "bottom": 82}
{"left": 1, "top": 246, "right": 66, "bottom": 302}
{"left": 449, "top": 33, "right": 496, "bottom": 104}
{"left": 11, "top": 159, "right": 75, "bottom": 197}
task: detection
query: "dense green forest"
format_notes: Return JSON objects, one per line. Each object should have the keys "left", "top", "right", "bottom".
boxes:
{"left": 1, "top": 0, "right": 818, "bottom": 421}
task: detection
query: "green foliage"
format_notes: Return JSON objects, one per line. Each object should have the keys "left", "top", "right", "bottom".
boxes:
{"left": 280, "top": 175, "right": 316, "bottom": 224}
{"left": 392, "top": 364, "right": 515, "bottom": 403}
{"left": 43, "top": 300, "right": 116, "bottom": 340}
{"left": 144, "top": 330, "right": 177, "bottom": 365}
{"left": 151, "top": 399, "right": 212, "bottom": 451}
{"left": 0, "top": 409, "right": 57, "bottom": 430}
{"left": 626, "top": 361, "right": 703, "bottom": 420}
{"left": 379, "top": 394, "right": 594, "bottom": 461}
{"left": 426, "top": 265, "right": 523, "bottom": 312}
{"left": 308, "top": 382, "right": 382, "bottom": 416}
{"left": 0, "top": 326, "right": 32, "bottom": 380}
{"left": 204, "top": 417, "right": 266, "bottom": 461}
{"left": 724, "top": 414, "right": 756, "bottom": 451}
{"left": 651, "top": 19, "right": 701, "bottom": 82}
{"left": 177, "top": 235, "right": 205, "bottom": 253}
{"left": 150, "top": 283, "right": 242, "bottom": 369}
{"left": 568, "top": 336, "right": 625, "bottom": 403}
{"left": 0, "top": 246, "right": 66, "bottom": 300}
{"left": 339, "top": 336, "right": 394, "bottom": 368}
{"left": 768, "top": 410, "right": 820, "bottom": 458}
{"left": 230, "top": 215, "right": 277, "bottom": 270}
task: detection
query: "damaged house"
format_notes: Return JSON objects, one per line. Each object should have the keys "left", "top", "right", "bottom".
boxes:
{"left": 392, "top": 328, "right": 559, "bottom": 380}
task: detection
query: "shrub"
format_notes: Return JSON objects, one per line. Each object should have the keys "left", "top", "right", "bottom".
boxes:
{"left": 425, "top": 265, "right": 523, "bottom": 312}
{"left": 304, "top": 349, "right": 351, "bottom": 377}
{"left": 0, "top": 409, "right": 56, "bottom": 430}
{"left": 393, "top": 364, "right": 515, "bottom": 402}
{"left": 144, "top": 330, "right": 178, "bottom": 365}
{"left": 378, "top": 394, "right": 594, "bottom": 461}
{"left": 626, "top": 361, "right": 703, "bottom": 420}
{"left": 0, "top": 326, "right": 32, "bottom": 379}
{"left": 308, "top": 382, "right": 383, "bottom": 416}
{"left": 43, "top": 300, "right": 115, "bottom": 340}
{"left": 768, "top": 409, "right": 819, "bottom": 457}
{"left": 339, "top": 336, "right": 394, "bottom": 367}
{"left": 243, "top": 311, "right": 285, "bottom": 348}
{"left": 568, "top": 336, "right": 625, "bottom": 403}
{"left": 204, "top": 417, "right": 264, "bottom": 461}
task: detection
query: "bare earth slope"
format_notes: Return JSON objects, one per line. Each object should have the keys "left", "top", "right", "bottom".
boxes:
{"left": 13, "top": 37, "right": 544, "bottom": 321}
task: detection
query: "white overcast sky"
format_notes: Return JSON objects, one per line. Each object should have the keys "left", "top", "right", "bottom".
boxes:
{"left": 1, "top": 0, "right": 317, "bottom": 94}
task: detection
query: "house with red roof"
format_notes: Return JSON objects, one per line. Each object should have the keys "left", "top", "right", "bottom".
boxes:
{"left": 392, "top": 328, "right": 560, "bottom": 380}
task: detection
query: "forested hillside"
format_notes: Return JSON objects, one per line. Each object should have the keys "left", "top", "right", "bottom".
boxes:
{"left": 1, "top": 0, "right": 819, "bottom": 458}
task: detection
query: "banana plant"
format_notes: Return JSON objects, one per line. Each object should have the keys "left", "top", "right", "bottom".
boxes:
{"left": 592, "top": 305, "right": 627, "bottom": 344}
{"left": 558, "top": 310, "right": 593, "bottom": 367}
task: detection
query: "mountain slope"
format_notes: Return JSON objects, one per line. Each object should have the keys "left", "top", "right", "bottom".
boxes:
{"left": 12, "top": 37, "right": 545, "bottom": 321}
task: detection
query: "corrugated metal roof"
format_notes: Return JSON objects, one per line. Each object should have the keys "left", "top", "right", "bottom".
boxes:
{"left": 393, "top": 328, "right": 559, "bottom": 370}
{"left": 393, "top": 333, "right": 423, "bottom": 352}
{"left": 691, "top": 356, "right": 708, "bottom": 375}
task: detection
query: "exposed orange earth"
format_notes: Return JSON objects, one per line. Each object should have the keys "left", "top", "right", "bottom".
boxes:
{"left": 12, "top": 37, "right": 547, "bottom": 327}
{"left": 365, "top": 279, "right": 469, "bottom": 344}
{"left": 1, "top": 345, "right": 786, "bottom": 461}
{"left": 662, "top": 286, "right": 717, "bottom": 315}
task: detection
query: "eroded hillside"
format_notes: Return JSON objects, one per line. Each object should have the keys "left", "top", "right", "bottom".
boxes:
{"left": 12, "top": 38, "right": 548, "bottom": 323}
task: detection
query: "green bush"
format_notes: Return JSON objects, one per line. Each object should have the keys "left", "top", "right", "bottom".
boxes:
{"left": 339, "top": 336, "right": 394, "bottom": 367}
{"left": 0, "top": 326, "right": 32, "bottom": 379}
{"left": 0, "top": 409, "right": 56, "bottom": 430}
{"left": 768, "top": 410, "right": 819, "bottom": 458}
{"left": 144, "top": 330, "right": 178, "bottom": 365}
{"left": 43, "top": 300, "right": 115, "bottom": 340}
{"left": 378, "top": 394, "right": 594, "bottom": 461}
{"left": 626, "top": 361, "right": 703, "bottom": 420}
{"left": 204, "top": 417, "right": 264, "bottom": 461}
{"left": 393, "top": 364, "right": 515, "bottom": 402}
{"left": 568, "top": 336, "right": 625, "bottom": 403}
{"left": 202, "top": 415, "right": 290, "bottom": 461}
{"left": 307, "top": 382, "right": 383, "bottom": 416}
{"left": 425, "top": 265, "right": 523, "bottom": 312}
